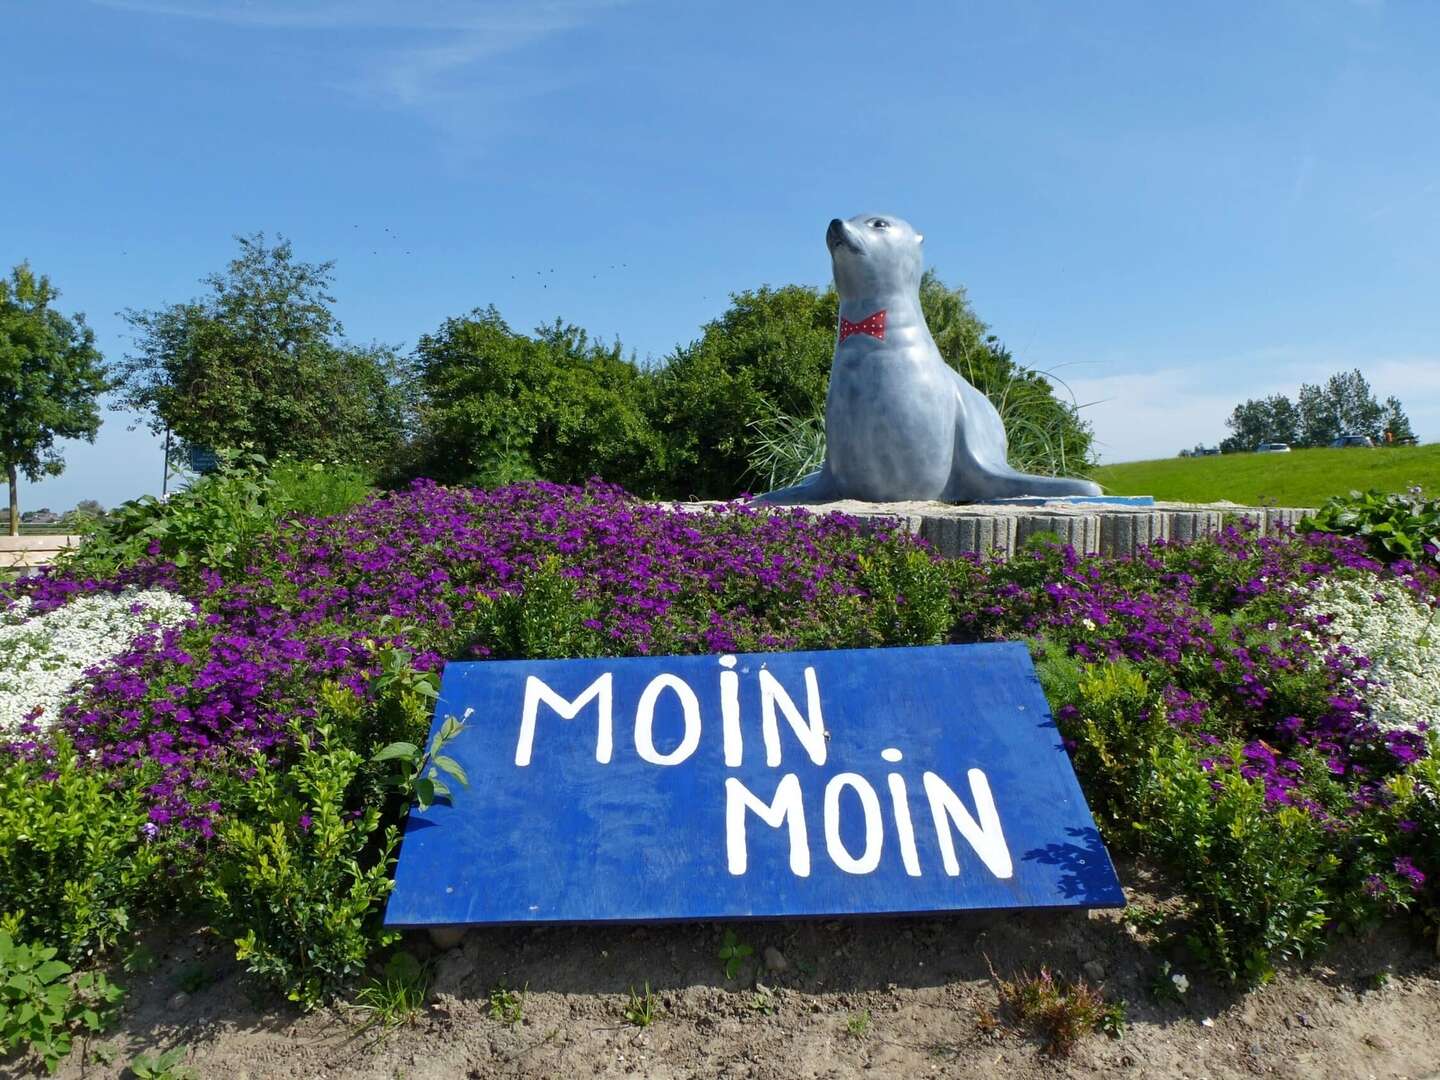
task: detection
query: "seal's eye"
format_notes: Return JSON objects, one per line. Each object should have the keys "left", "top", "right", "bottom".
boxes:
{"left": 868, "top": 219, "right": 889, "bottom": 229}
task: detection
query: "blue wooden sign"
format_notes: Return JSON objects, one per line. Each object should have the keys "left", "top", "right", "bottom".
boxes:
{"left": 384, "top": 643, "right": 1125, "bottom": 927}
{"left": 186, "top": 446, "right": 219, "bottom": 475}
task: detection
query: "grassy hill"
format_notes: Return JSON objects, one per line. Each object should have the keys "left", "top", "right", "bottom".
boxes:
{"left": 1091, "top": 443, "right": 1440, "bottom": 506}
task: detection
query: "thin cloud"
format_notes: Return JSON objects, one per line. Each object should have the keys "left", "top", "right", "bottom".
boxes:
{"left": 88, "top": 0, "right": 632, "bottom": 149}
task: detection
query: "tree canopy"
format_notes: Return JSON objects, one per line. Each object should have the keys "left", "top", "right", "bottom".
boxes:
{"left": 650, "top": 272, "right": 1095, "bottom": 498}
{"left": 98, "top": 238, "right": 1098, "bottom": 503}
{"left": 114, "top": 234, "right": 409, "bottom": 473}
{"left": 410, "top": 308, "right": 665, "bottom": 490}
{"left": 0, "top": 263, "right": 108, "bottom": 534}
{"left": 1222, "top": 370, "right": 1413, "bottom": 452}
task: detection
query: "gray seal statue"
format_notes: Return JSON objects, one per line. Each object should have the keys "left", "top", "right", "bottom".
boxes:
{"left": 757, "top": 213, "right": 1102, "bottom": 503}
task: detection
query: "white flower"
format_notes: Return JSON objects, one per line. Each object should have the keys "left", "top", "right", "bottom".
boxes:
{"left": 1081, "top": 618, "right": 1097, "bottom": 631}
{"left": 0, "top": 588, "right": 194, "bottom": 735}
{"left": 1302, "top": 573, "right": 1440, "bottom": 737}
{"left": 1171, "top": 972, "right": 1190, "bottom": 995}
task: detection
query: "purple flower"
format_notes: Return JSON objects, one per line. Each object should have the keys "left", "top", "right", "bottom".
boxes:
{"left": 1394, "top": 856, "right": 1426, "bottom": 891}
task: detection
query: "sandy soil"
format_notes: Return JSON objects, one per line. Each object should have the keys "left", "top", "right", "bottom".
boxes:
{"left": 17, "top": 867, "right": 1440, "bottom": 1080}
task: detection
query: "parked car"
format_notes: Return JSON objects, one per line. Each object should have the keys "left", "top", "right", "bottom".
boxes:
{"left": 1331, "top": 434, "right": 1375, "bottom": 448}
{"left": 1255, "top": 442, "right": 1292, "bottom": 453}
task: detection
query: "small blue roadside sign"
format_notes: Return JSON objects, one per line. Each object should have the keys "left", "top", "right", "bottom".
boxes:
{"left": 187, "top": 446, "right": 219, "bottom": 475}
{"left": 384, "top": 643, "right": 1125, "bottom": 927}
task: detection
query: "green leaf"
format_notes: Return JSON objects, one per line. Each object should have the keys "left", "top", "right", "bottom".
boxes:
{"left": 32, "top": 961, "right": 70, "bottom": 984}
{"left": 371, "top": 742, "right": 418, "bottom": 763}
{"left": 432, "top": 755, "right": 469, "bottom": 788}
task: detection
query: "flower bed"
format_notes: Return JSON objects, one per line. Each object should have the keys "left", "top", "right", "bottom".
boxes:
{"left": 0, "top": 478, "right": 1436, "bottom": 1038}
{"left": 0, "top": 587, "right": 193, "bottom": 736}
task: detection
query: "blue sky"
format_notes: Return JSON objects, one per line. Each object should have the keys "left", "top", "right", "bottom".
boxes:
{"left": 3, "top": 0, "right": 1438, "bottom": 512}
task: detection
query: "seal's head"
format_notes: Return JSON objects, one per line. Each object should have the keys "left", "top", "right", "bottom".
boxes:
{"left": 826, "top": 213, "right": 924, "bottom": 300}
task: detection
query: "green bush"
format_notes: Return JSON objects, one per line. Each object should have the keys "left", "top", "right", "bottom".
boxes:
{"left": 1141, "top": 737, "right": 1333, "bottom": 984}
{"left": 0, "top": 737, "right": 165, "bottom": 961}
{"left": 267, "top": 459, "right": 373, "bottom": 519}
{"left": 1304, "top": 488, "right": 1440, "bottom": 563}
{"left": 203, "top": 719, "right": 398, "bottom": 1010}
{"left": 1037, "top": 656, "right": 1170, "bottom": 843}
{"left": 654, "top": 285, "right": 836, "bottom": 499}
{"left": 60, "top": 452, "right": 370, "bottom": 580}
{"left": 1045, "top": 659, "right": 1336, "bottom": 984}
{"left": 0, "top": 932, "right": 124, "bottom": 1075}
{"left": 478, "top": 557, "right": 610, "bottom": 660}
{"left": 410, "top": 309, "right": 666, "bottom": 493}
{"left": 854, "top": 546, "right": 954, "bottom": 647}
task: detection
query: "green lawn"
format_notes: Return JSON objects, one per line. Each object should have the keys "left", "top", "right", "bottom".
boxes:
{"left": 1091, "top": 443, "right": 1440, "bottom": 506}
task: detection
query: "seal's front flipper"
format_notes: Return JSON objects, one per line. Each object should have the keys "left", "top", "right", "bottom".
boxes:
{"left": 753, "top": 468, "right": 841, "bottom": 505}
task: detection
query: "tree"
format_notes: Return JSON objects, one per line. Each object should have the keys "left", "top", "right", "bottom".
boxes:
{"left": 1227, "top": 371, "right": 1411, "bottom": 450}
{"left": 1297, "top": 369, "right": 1392, "bottom": 446}
{"left": 0, "top": 263, "right": 108, "bottom": 535}
{"left": 653, "top": 285, "right": 837, "bottom": 499}
{"left": 1295, "top": 381, "right": 1335, "bottom": 448}
{"left": 1380, "top": 396, "right": 1415, "bottom": 444}
{"left": 411, "top": 308, "right": 664, "bottom": 490}
{"left": 1323, "top": 369, "right": 1385, "bottom": 440}
{"left": 653, "top": 271, "right": 1094, "bottom": 499}
{"left": 114, "top": 234, "right": 409, "bottom": 473}
{"left": 1221, "top": 393, "right": 1301, "bottom": 453}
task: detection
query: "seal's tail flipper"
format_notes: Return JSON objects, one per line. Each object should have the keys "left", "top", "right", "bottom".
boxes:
{"left": 752, "top": 468, "right": 841, "bottom": 505}
{"left": 943, "top": 461, "right": 1102, "bottom": 502}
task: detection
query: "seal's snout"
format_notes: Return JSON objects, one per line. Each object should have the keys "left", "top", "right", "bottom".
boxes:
{"left": 826, "top": 218, "right": 848, "bottom": 251}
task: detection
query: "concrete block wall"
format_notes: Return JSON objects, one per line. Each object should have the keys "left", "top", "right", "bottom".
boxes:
{"left": 831, "top": 502, "right": 1315, "bottom": 560}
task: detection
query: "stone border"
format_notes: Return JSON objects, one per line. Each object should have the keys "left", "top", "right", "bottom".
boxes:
{"left": 676, "top": 502, "right": 1314, "bottom": 560}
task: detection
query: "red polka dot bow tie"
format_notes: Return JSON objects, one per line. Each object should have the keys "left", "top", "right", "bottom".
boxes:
{"left": 839, "top": 309, "right": 886, "bottom": 343}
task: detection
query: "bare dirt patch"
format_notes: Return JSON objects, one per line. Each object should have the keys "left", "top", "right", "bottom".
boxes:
{"left": 17, "top": 871, "right": 1440, "bottom": 1080}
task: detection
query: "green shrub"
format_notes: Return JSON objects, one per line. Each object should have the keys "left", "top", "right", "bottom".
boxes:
{"left": 0, "top": 932, "right": 124, "bottom": 1075}
{"left": 1304, "top": 488, "right": 1440, "bottom": 563}
{"left": 1038, "top": 656, "right": 1170, "bottom": 844}
{"left": 1351, "top": 734, "right": 1440, "bottom": 928}
{"left": 60, "top": 452, "right": 370, "bottom": 580}
{"left": 203, "top": 719, "right": 398, "bottom": 1010}
{"left": 1043, "top": 659, "right": 1334, "bottom": 984}
{"left": 855, "top": 547, "right": 953, "bottom": 646}
{"left": 0, "top": 738, "right": 166, "bottom": 961}
{"left": 267, "top": 459, "right": 373, "bottom": 519}
{"left": 479, "top": 557, "right": 609, "bottom": 659}
{"left": 410, "top": 309, "right": 666, "bottom": 494}
{"left": 319, "top": 646, "right": 443, "bottom": 793}
{"left": 1141, "top": 738, "right": 1332, "bottom": 984}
